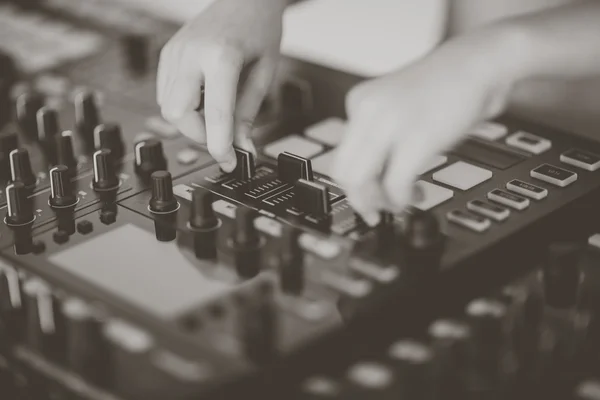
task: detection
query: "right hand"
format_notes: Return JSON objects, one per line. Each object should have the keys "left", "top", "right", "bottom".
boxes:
{"left": 157, "top": 0, "right": 287, "bottom": 172}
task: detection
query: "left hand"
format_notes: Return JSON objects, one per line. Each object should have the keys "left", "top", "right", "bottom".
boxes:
{"left": 331, "top": 25, "right": 525, "bottom": 226}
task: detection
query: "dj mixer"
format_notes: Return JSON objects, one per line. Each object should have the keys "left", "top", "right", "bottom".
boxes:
{"left": 2, "top": 1, "right": 600, "bottom": 399}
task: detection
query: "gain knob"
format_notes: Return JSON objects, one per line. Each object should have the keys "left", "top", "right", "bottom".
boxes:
{"left": 92, "top": 149, "right": 120, "bottom": 191}
{"left": 0, "top": 131, "right": 19, "bottom": 181}
{"left": 278, "top": 224, "right": 304, "bottom": 295}
{"left": 543, "top": 242, "right": 583, "bottom": 309}
{"left": 55, "top": 131, "right": 78, "bottom": 175}
{"left": 94, "top": 123, "right": 125, "bottom": 161}
{"left": 230, "top": 207, "right": 263, "bottom": 279}
{"left": 9, "top": 148, "right": 36, "bottom": 190}
{"left": 134, "top": 139, "right": 167, "bottom": 179}
{"left": 401, "top": 210, "right": 445, "bottom": 276}
{"left": 48, "top": 165, "right": 78, "bottom": 208}
{"left": 16, "top": 91, "right": 45, "bottom": 140}
{"left": 37, "top": 106, "right": 60, "bottom": 164}
{"left": 188, "top": 188, "right": 220, "bottom": 260}
{"left": 4, "top": 181, "right": 34, "bottom": 226}
{"left": 75, "top": 89, "right": 101, "bottom": 153}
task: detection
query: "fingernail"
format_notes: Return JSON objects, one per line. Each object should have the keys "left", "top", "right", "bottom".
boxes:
{"left": 221, "top": 157, "right": 237, "bottom": 173}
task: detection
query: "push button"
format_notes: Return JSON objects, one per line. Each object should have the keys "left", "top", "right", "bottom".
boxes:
{"left": 468, "top": 122, "right": 508, "bottom": 141}
{"left": 506, "top": 131, "right": 552, "bottom": 154}
{"left": 466, "top": 200, "right": 510, "bottom": 222}
{"left": 531, "top": 164, "right": 577, "bottom": 187}
{"left": 560, "top": 148, "right": 600, "bottom": 171}
{"left": 487, "top": 189, "right": 529, "bottom": 210}
{"left": 447, "top": 210, "right": 491, "bottom": 232}
{"left": 410, "top": 181, "right": 453, "bottom": 211}
{"left": 506, "top": 179, "right": 547, "bottom": 200}
{"left": 433, "top": 161, "right": 492, "bottom": 190}
{"left": 264, "top": 135, "right": 324, "bottom": 159}
{"left": 304, "top": 117, "right": 346, "bottom": 147}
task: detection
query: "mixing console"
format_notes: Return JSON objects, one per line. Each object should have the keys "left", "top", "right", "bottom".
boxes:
{"left": 1, "top": 1, "right": 600, "bottom": 399}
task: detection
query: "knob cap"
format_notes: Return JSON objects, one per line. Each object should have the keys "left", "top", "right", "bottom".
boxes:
{"left": 9, "top": 148, "right": 36, "bottom": 189}
{"left": 189, "top": 188, "right": 219, "bottom": 230}
{"left": 134, "top": 139, "right": 167, "bottom": 179}
{"left": 149, "top": 171, "right": 178, "bottom": 213}
{"left": 75, "top": 90, "right": 101, "bottom": 153}
{"left": 0, "top": 131, "right": 19, "bottom": 181}
{"left": 232, "top": 207, "right": 262, "bottom": 279}
{"left": 37, "top": 106, "right": 60, "bottom": 165}
{"left": 92, "top": 149, "right": 120, "bottom": 191}
{"left": 49, "top": 165, "right": 78, "bottom": 208}
{"left": 16, "top": 91, "right": 45, "bottom": 140}
{"left": 543, "top": 242, "right": 582, "bottom": 309}
{"left": 121, "top": 32, "right": 150, "bottom": 77}
{"left": 4, "top": 182, "right": 34, "bottom": 226}
{"left": 402, "top": 210, "right": 445, "bottom": 274}
{"left": 55, "top": 131, "right": 78, "bottom": 175}
{"left": 278, "top": 224, "right": 304, "bottom": 295}
{"left": 388, "top": 340, "right": 435, "bottom": 399}
{"left": 94, "top": 123, "right": 125, "bottom": 160}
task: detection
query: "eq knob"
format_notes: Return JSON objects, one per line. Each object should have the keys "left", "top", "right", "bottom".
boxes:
{"left": 148, "top": 171, "right": 178, "bottom": 213}
{"left": 4, "top": 181, "right": 34, "bottom": 226}
{"left": 0, "top": 131, "right": 19, "bottom": 181}
{"left": 49, "top": 165, "right": 78, "bottom": 208}
{"left": 10, "top": 148, "right": 37, "bottom": 190}
{"left": 278, "top": 224, "right": 304, "bottom": 295}
{"left": 92, "top": 149, "right": 120, "bottom": 191}
{"left": 16, "top": 91, "right": 45, "bottom": 140}
{"left": 55, "top": 131, "right": 78, "bottom": 175}
{"left": 94, "top": 123, "right": 125, "bottom": 161}
{"left": 231, "top": 207, "right": 263, "bottom": 279}
{"left": 188, "top": 188, "right": 220, "bottom": 260}
{"left": 401, "top": 210, "right": 445, "bottom": 275}
{"left": 543, "top": 242, "right": 583, "bottom": 309}
{"left": 134, "top": 139, "right": 167, "bottom": 179}
{"left": 75, "top": 89, "right": 101, "bottom": 153}
{"left": 121, "top": 32, "right": 150, "bottom": 77}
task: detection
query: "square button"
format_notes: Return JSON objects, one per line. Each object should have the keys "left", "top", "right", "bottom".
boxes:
{"left": 530, "top": 164, "right": 577, "bottom": 187}
{"left": 469, "top": 122, "right": 508, "bottom": 141}
{"left": 433, "top": 161, "right": 492, "bottom": 190}
{"left": 411, "top": 181, "right": 454, "bottom": 211}
{"left": 264, "top": 135, "right": 324, "bottom": 160}
{"left": 312, "top": 150, "right": 336, "bottom": 176}
{"left": 419, "top": 155, "right": 448, "bottom": 175}
{"left": 304, "top": 118, "right": 346, "bottom": 147}
{"left": 506, "top": 131, "right": 552, "bottom": 155}
{"left": 560, "top": 149, "right": 600, "bottom": 171}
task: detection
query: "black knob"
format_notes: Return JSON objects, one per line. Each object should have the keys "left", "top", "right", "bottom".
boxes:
{"left": 75, "top": 90, "right": 101, "bottom": 153}
{"left": 37, "top": 106, "right": 60, "bottom": 164}
{"left": 277, "top": 152, "right": 313, "bottom": 183}
{"left": 134, "top": 139, "right": 167, "bottom": 179}
{"left": 189, "top": 188, "right": 219, "bottom": 260}
{"left": 121, "top": 32, "right": 150, "bottom": 77}
{"left": 94, "top": 123, "right": 125, "bottom": 160}
{"left": 92, "top": 149, "right": 120, "bottom": 191}
{"left": 238, "top": 281, "right": 277, "bottom": 363}
{"left": 0, "top": 131, "right": 19, "bottom": 181}
{"left": 9, "top": 148, "right": 36, "bottom": 189}
{"left": 401, "top": 210, "right": 445, "bottom": 275}
{"left": 148, "top": 171, "right": 178, "bottom": 213}
{"left": 231, "top": 207, "right": 262, "bottom": 279}
{"left": 4, "top": 182, "right": 34, "bottom": 226}
{"left": 278, "top": 224, "right": 304, "bottom": 295}
{"left": 16, "top": 91, "right": 45, "bottom": 140}
{"left": 49, "top": 165, "right": 78, "bottom": 208}
{"left": 543, "top": 242, "right": 583, "bottom": 309}
{"left": 55, "top": 131, "right": 78, "bottom": 175}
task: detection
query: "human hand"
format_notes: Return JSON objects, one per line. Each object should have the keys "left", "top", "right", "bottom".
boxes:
{"left": 331, "top": 25, "right": 526, "bottom": 226}
{"left": 157, "top": 0, "right": 287, "bottom": 171}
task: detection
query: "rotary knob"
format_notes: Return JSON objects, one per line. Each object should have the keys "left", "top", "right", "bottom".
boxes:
{"left": 16, "top": 91, "right": 45, "bottom": 140}
{"left": 278, "top": 224, "right": 304, "bottom": 295}
{"left": 37, "top": 106, "right": 60, "bottom": 165}
{"left": 0, "top": 131, "right": 19, "bottom": 181}
{"left": 4, "top": 181, "right": 34, "bottom": 226}
{"left": 48, "top": 165, "right": 78, "bottom": 208}
{"left": 238, "top": 280, "right": 277, "bottom": 363}
{"left": 189, "top": 188, "right": 220, "bottom": 260}
{"left": 10, "top": 148, "right": 37, "bottom": 190}
{"left": 134, "top": 139, "right": 167, "bottom": 179}
{"left": 94, "top": 123, "right": 125, "bottom": 161}
{"left": 543, "top": 242, "right": 583, "bottom": 309}
{"left": 55, "top": 131, "right": 78, "bottom": 175}
{"left": 75, "top": 89, "right": 101, "bottom": 153}
{"left": 148, "top": 171, "right": 178, "bottom": 213}
{"left": 401, "top": 210, "right": 445, "bottom": 275}
{"left": 92, "top": 149, "right": 120, "bottom": 191}
{"left": 230, "top": 207, "right": 263, "bottom": 279}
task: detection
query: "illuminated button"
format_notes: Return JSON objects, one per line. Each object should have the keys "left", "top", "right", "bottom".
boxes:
{"left": 411, "top": 181, "right": 453, "bottom": 211}
{"left": 560, "top": 149, "right": 600, "bottom": 172}
{"left": 176, "top": 148, "right": 200, "bottom": 165}
{"left": 468, "top": 122, "right": 508, "bottom": 141}
{"left": 304, "top": 117, "right": 346, "bottom": 147}
{"left": 531, "top": 164, "right": 577, "bottom": 187}
{"left": 587, "top": 234, "right": 600, "bottom": 250}
{"left": 467, "top": 200, "right": 510, "bottom": 222}
{"left": 419, "top": 155, "right": 447, "bottom": 174}
{"left": 433, "top": 161, "right": 492, "bottom": 190}
{"left": 487, "top": 189, "right": 529, "bottom": 210}
{"left": 506, "top": 179, "right": 548, "bottom": 200}
{"left": 506, "top": 131, "right": 551, "bottom": 154}
{"left": 447, "top": 210, "right": 491, "bottom": 232}
{"left": 311, "top": 150, "right": 336, "bottom": 176}
{"left": 146, "top": 116, "right": 179, "bottom": 139}
{"left": 264, "top": 135, "right": 324, "bottom": 159}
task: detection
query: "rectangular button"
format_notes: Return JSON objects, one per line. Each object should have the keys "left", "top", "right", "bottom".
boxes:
{"left": 304, "top": 117, "right": 346, "bottom": 147}
{"left": 531, "top": 164, "right": 577, "bottom": 187}
{"left": 468, "top": 122, "right": 508, "bottom": 141}
{"left": 264, "top": 135, "right": 324, "bottom": 159}
{"left": 452, "top": 139, "right": 524, "bottom": 170}
{"left": 487, "top": 189, "right": 530, "bottom": 210}
{"left": 419, "top": 155, "right": 447, "bottom": 174}
{"left": 506, "top": 179, "right": 547, "bottom": 200}
{"left": 433, "top": 161, "right": 492, "bottom": 190}
{"left": 506, "top": 131, "right": 552, "bottom": 154}
{"left": 560, "top": 149, "right": 600, "bottom": 171}
{"left": 467, "top": 200, "right": 510, "bottom": 222}
{"left": 411, "top": 181, "right": 453, "bottom": 211}
{"left": 447, "top": 210, "right": 491, "bottom": 232}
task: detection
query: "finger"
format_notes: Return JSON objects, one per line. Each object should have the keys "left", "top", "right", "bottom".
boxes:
{"left": 234, "top": 56, "right": 278, "bottom": 157}
{"left": 156, "top": 42, "right": 173, "bottom": 106}
{"left": 175, "top": 111, "right": 207, "bottom": 144}
{"left": 204, "top": 46, "right": 244, "bottom": 172}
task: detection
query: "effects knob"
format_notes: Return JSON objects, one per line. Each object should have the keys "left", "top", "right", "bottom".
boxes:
{"left": 92, "top": 149, "right": 120, "bottom": 191}
{"left": 10, "top": 148, "right": 36, "bottom": 189}
{"left": 401, "top": 210, "right": 445, "bottom": 274}
{"left": 55, "top": 131, "right": 78, "bottom": 175}
{"left": 4, "top": 182, "right": 34, "bottom": 226}
{"left": 134, "top": 139, "right": 167, "bottom": 179}
{"left": 16, "top": 91, "right": 44, "bottom": 140}
{"left": 94, "top": 123, "right": 125, "bottom": 160}
{"left": 148, "top": 171, "right": 178, "bottom": 213}
{"left": 121, "top": 32, "right": 150, "bottom": 77}
{"left": 231, "top": 207, "right": 263, "bottom": 279}
{"left": 37, "top": 106, "right": 60, "bottom": 164}
{"left": 278, "top": 224, "right": 304, "bottom": 295}
{"left": 188, "top": 188, "right": 219, "bottom": 260}
{"left": 75, "top": 89, "right": 101, "bottom": 153}
{"left": 543, "top": 242, "right": 582, "bottom": 309}
{"left": 0, "top": 131, "right": 19, "bottom": 181}
{"left": 48, "top": 165, "right": 78, "bottom": 208}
